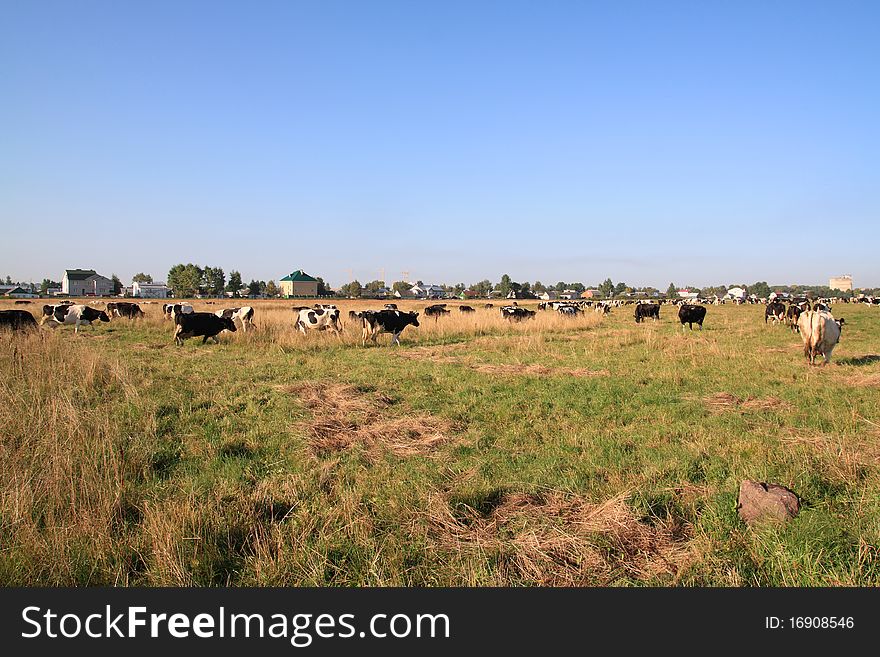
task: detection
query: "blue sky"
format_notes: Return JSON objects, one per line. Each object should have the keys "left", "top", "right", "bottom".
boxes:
{"left": 2, "top": 1, "right": 878, "bottom": 288}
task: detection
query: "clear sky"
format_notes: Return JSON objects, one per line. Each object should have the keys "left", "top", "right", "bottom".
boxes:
{"left": 2, "top": 1, "right": 878, "bottom": 289}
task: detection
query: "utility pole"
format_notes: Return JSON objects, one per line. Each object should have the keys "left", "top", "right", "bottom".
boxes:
{"left": 402, "top": 271, "right": 410, "bottom": 284}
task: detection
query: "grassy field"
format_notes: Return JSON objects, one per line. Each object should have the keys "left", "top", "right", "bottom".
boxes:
{"left": 1, "top": 298, "right": 878, "bottom": 586}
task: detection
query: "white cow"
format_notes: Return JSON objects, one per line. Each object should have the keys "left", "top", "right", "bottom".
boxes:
{"left": 797, "top": 310, "right": 845, "bottom": 365}
{"left": 42, "top": 304, "right": 110, "bottom": 333}
{"left": 294, "top": 305, "right": 343, "bottom": 335}
{"left": 214, "top": 306, "right": 255, "bottom": 332}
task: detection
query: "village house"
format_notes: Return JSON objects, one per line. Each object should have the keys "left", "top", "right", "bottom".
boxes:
{"left": 279, "top": 270, "right": 319, "bottom": 298}
{"left": 62, "top": 269, "right": 114, "bottom": 296}
{"left": 132, "top": 280, "right": 170, "bottom": 298}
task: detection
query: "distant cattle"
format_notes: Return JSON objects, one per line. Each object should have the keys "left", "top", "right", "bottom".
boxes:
{"left": 484, "top": 303, "right": 494, "bottom": 309}
{"left": 500, "top": 306, "right": 535, "bottom": 322}
{"left": 678, "top": 304, "right": 707, "bottom": 330}
{"left": 106, "top": 301, "right": 145, "bottom": 319}
{"left": 797, "top": 310, "right": 844, "bottom": 365}
{"left": 214, "top": 306, "right": 255, "bottom": 332}
{"left": 360, "top": 310, "right": 420, "bottom": 346}
{"left": 425, "top": 304, "right": 450, "bottom": 318}
{"left": 13, "top": 300, "right": 31, "bottom": 305}
{"left": 174, "top": 312, "right": 236, "bottom": 345}
{"left": 294, "top": 306, "right": 343, "bottom": 335}
{"left": 0, "top": 309, "right": 37, "bottom": 331}
{"left": 634, "top": 303, "right": 660, "bottom": 323}
{"left": 557, "top": 305, "right": 581, "bottom": 316}
{"left": 765, "top": 301, "right": 786, "bottom": 324}
{"left": 785, "top": 303, "right": 805, "bottom": 332}
{"left": 41, "top": 304, "right": 110, "bottom": 333}
{"left": 459, "top": 305, "right": 475, "bottom": 313}
{"left": 163, "top": 303, "right": 194, "bottom": 321}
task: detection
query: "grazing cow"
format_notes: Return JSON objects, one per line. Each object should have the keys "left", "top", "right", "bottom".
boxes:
{"left": 106, "top": 301, "right": 145, "bottom": 319}
{"left": 459, "top": 305, "right": 476, "bottom": 313}
{"left": 678, "top": 304, "right": 707, "bottom": 330}
{"left": 797, "top": 310, "right": 844, "bottom": 365}
{"left": 785, "top": 303, "right": 805, "bottom": 332}
{"left": 595, "top": 303, "right": 611, "bottom": 315}
{"left": 634, "top": 303, "right": 660, "bottom": 323}
{"left": 484, "top": 303, "right": 494, "bottom": 309}
{"left": 425, "top": 304, "right": 450, "bottom": 319}
{"left": 42, "top": 304, "right": 110, "bottom": 333}
{"left": 360, "top": 310, "right": 420, "bottom": 346}
{"left": 557, "top": 305, "right": 581, "bottom": 316}
{"left": 500, "top": 306, "right": 536, "bottom": 322}
{"left": 765, "top": 301, "right": 786, "bottom": 324}
{"left": 13, "top": 300, "right": 31, "bottom": 305}
{"left": 214, "top": 306, "right": 255, "bottom": 332}
{"left": 294, "top": 305, "right": 343, "bottom": 335}
{"left": 163, "top": 303, "right": 194, "bottom": 321}
{"left": 0, "top": 309, "right": 38, "bottom": 331}
{"left": 174, "top": 312, "right": 236, "bottom": 345}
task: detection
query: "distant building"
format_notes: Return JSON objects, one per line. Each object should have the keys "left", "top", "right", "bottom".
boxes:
{"left": 45, "top": 287, "right": 62, "bottom": 296}
{"left": 726, "top": 287, "right": 747, "bottom": 300}
{"left": 678, "top": 288, "right": 699, "bottom": 300}
{"left": 580, "top": 290, "right": 599, "bottom": 299}
{"left": 409, "top": 284, "right": 446, "bottom": 299}
{"left": 132, "top": 281, "right": 170, "bottom": 298}
{"left": 62, "top": 269, "right": 114, "bottom": 296}
{"left": 539, "top": 291, "right": 559, "bottom": 300}
{"left": 829, "top": 275, "right": 853, "bottom": 292}
{"left": 0, "top": 285, "right": 38, "bottom": 298}
{"left": 280, "top": 270, "right": 319, "bottom": 297}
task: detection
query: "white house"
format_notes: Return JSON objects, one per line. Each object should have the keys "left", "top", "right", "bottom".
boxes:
{"left": 132, "top": 281, "right": 170, "bottom": 298}
{"left": 408, "top": 284, "right": 445, "bottom": 298}
{"left": 539, "top": 291, "right": 559, "bottom": 301}
{"left": 725, "top": 287, "right": 747, "bottom": 301}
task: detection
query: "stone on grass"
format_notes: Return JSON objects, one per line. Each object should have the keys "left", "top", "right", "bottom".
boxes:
{"left": 737, "top": 480, "right": 800, "bottom": 525}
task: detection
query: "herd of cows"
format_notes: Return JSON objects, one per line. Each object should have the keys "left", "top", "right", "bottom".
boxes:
{"left": 0, "top": 293, "right": 873, "bottom": 365}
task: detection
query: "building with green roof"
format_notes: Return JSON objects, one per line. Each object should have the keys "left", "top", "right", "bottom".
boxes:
{"left": 280, "top": 270, "right": 319, "bottom": 298}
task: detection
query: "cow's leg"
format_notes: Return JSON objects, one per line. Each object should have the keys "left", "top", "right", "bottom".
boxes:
{"left": 392, "top": 331, "right": 401, "bottom": 346}
{"left": 202, "top": 335, "right": 209, "bottom": 344}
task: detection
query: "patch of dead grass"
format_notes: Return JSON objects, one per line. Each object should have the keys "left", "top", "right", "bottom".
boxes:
{"left": 845, "top": 373, "right": 880, "bottom": 387}
{"left": 700, "top": 392, "right": 793, "bottom": 414}
{"left": 427, "top": 490, "right": 694, "bottom": 585}
{"left": 283, "top": 381, "right": 456, "bottom": 457}
{"left": 396, "top": 349, "right": 608, "bottom": 378}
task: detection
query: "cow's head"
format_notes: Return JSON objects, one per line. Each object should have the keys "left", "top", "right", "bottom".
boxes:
{"left": 409, "top": 311, "right": 420, "bottom": 327}
{"left": 98, "top": 311, "right": 110, "bottom": 323}
{"left": 222, "top": 317, "right": 237, "bottom": 332}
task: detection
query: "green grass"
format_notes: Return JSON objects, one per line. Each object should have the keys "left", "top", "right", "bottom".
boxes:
{"left": 1, "top": 301, "right": 878, "bottom": 586}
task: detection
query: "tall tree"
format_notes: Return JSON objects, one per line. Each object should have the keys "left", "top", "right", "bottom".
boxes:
{"left": 203, "top": 266, "right": 226, "bottom": 296}
{"left": 497, "top": 274, "right": 514, "bottom": 297}
{"left": 226, "top": 270, "right": 243, "bottom": 294}
{"left": 598, "top": 278, "right": 614, "bottom": 298}
{"left": 40, "top": 279, "right": 61, "bottom": 294}
{"left": 315, "top": 276, "right": 330, "bottom": 296}
{"left": 340, "top": 280, "right": 363, "bottom": 297}
{"left": 132, "top": 272, "right": 153, "bottom": 284}
{"left": 749, "top": 281, "right": 771, "bottom": 298}
{"left": 392, "top": 280, "right": 411, "bottom": 293}
{"left": 265, "top": 280, "right": 278, "bottom": 297}
{"left": 247, "top": 279, "right": 262, "bottom": 297}
{"left": 666, "top": 282, "right": 677, "bottom": 298}
{"left": 111, "top": 274, "right": 123, "bottom": 295}
{"left": 168, "top": 263, "right": 203, "bottom": 297}
{"left": 364, "top": 279, "right": 385, "bottom": 292}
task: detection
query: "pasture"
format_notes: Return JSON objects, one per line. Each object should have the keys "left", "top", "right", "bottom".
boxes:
{"left": 1, "top": 298, "right": 878, "bottom": 586}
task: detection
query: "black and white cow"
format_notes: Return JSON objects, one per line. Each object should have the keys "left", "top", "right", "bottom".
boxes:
{"left": 42, "top": 304, "right": 110, "bottom": 333}
{"left": 500, "top": 306, "right": 536, "bottom": 322}
{"left": 294, "top": 305, "right": 343, "bottom": 335}
{"left": 634, "top": 303, "right": 660, "bottom": 323}
{"left": 765, "top": 301, "right": 786, "bottom": 324}
{"left": 106, "top": 301, "right": 145, "bottom": 319}
{"left": 678, "top": 304, "right": 707, "bottom": 330}
{"left": 0, "top": 309, "right": 38, "bottom": 331}
{"left": 163, "top": 303, "right": 194, "bottom": 321}
{"left": 173, "top": 312, "right": 236, "bottom": 345}
{"left": 557, "top": 305, "right": 581, "bottom": 316}
{"left": 214, "top": 306, "right": 255, "bottom": 332}
{"left": 360, "top": 310, "right": 420, "bottom": 346}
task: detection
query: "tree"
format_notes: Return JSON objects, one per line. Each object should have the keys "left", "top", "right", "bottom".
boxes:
{"left": 111, "top": 274, "right": 123, "bottom": 295}
{"left": 4, "top": 276, "right": 11, "bottom": 285}
{"left": 168, "top": 263, "right": 203, "bottom": 297}
{"left": 339, "top": 280, "right": 363, "bottom": 297}
{"left": 497, "top": 274, "right": 514, "bottom": 298}
{"left": 554, "top": 281, "right": 566, "bottom": 293}
{"left": 203, "top": 266, "right": 226, "bottom": 296}
{"left": 40, "top": 278, "right": 61, "bottom": 294}
{"left": 364, "top": 280, "right": 385, "bottom": 292}
{"left": 132, "top": 273, "right": 153, "bottom": 284}
{"left": 613, "top": 282, "right": 628, "bottom": 296}
{"left": 315, "top": 277, "right": 330, "bottom": 296}
{"left": 666, "top": 283, "right": 677, "bottom": 298}
{"left": 392, "top": 280, "right": 411, "bottom": 294}
{"left": 247, "top": 279, "right": 262, "bottom": 297}
{"left": 598, "top": 278, "right": 614, "bottom": 298}
{"left": 569, "top": 282, "right": 585, "bottom": 294}
{"left": 749, "top": 281, "right": 771, "bottom": 299}
{"left": 226, "top": 270, "right": 243, "bottom": 294}
{"left": 532, "top": 281, "right": 547, "bottom": 294}
{"left": 266, "top": 280, "right": 278, "bottom": 297}
{"left": 471, "top": 280, "right": 493, "bottom": 296}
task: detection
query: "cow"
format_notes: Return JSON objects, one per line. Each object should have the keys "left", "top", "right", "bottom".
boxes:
{"left": 425, "top": 304, "right": 450, "bottom": 319}
{"left": 163, "top": 303, "right": 194, "bottom": 321}
{"left": 106, "top": 301, "right": 145, "bottom": 319}
{"left": 785, "top": 303, "right": 805, "bottom": 332}
{"left": 797, "top": 310, "right": 844, "bottom": 365}
{"left": 765, "top": 301, "right": 786, "bottom": 324}
{"left": 42, "top": 304, "right": 110, "bottom": 333}
{"left": 294, "top": 305, "right": 343, "bottom": 335}
{"left": 500, "top": 306, "right": 535, "bottom": 322}
{"left": 13, "top": 300, "right": 31, "bottom": 305}
{"left": 678, "top": 304, "right": 707, "bottom": 330}
{"left": 484, "top": 303, "right": 494, "bottom": 309}
{"left": 459, "top": 305, "right": 476, "bottom": 313}
{"left": 360, "top": 309, "right": 419, "bottom": 346}
{"left": 595, "top": 303, "right": 611, "bottom": 315}
{"left": 174, "top": 312, "right": 236, "bottom": 345}
{"left": 0, "top": 309, "right": 38, "bottom": 331}
{"left": 634, "top": 303, "right": 660, "bottom": 323}
{"left": 557, "top": 305, "right": 581, "bottom": 316}
{"left": 214, "top": 306, "right": 255, "bottom": 332}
